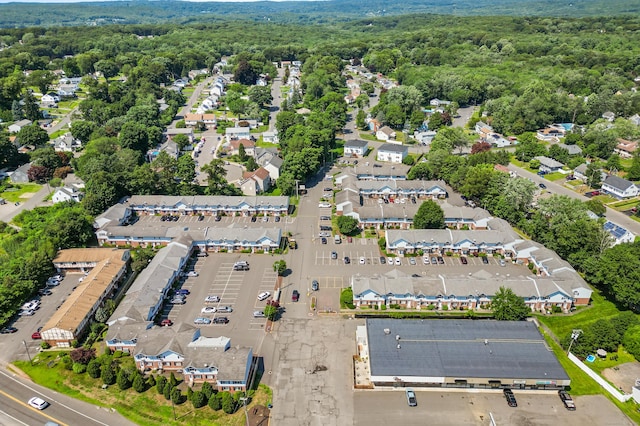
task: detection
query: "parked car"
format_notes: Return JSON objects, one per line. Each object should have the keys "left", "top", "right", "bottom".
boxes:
{"left": 387, "top": 257, "right": 393, "bottom": 265}
{"left": 482, "top": 256, "right": 489, "bottom": 264}
{"left": 394, "top": 258, "right": 401, "bottom": 266}
{"left": 344, "top": 256, "right": 350, "bottom": 264}
{"left": 331, "top": 251, "right": 337, "bottom": 259}
{"left": 405, "top": 388, "right": 417, "bottom": 407}
{"left": 28, "top": 397, "right": 49, "bottom": 410}
{"left": 292, "top": 290, "right": 300, "bottom": 302}
{"left": 175, "top": 289, "right": 190, "bottom": 295}
{"left": 461, "top": 256, "right": 468, "bottom": 265}
{"left": 169, "top": 298, "right": 186, "bottom": 305}
{"left": 409, "top": 258, "right": 416, "bottom": 265}
{"left": 359, "top": 257, "right": 366, "bottom": 265}
{"left": 253, "top": 310, "right": 266, "bottom": 318}
{"left": 558, "top": 390, "right": 576, "bottom": 410}
{"left": 311, "top": 280, "right": 319, "bottom": 291}
{"left": 275, "top": 216, "right": 280, "bottom": 222}
{"left": 217, "top": 306, "right": 233, "bottom": 313}
{"left": 503, "top": 389, "right": 517, "bottom": 407}
{"left": 213, "top": 317, "right": 229, "bottom": 324}
{"left": 0, "top": 327, "right": 18, "bottom": 334}
{"left": 38, "top": 289, "right": 53, "bottom": 296}
{"left": 380, "top": 256, "right": 386, "bottom": 264}
{"left": 159, "top": 319, "right": 173, "bottom": 327}
{"left": 194, "top": 317, "right": 212, "bottom": 325}
{"left": 251, "top": 216, "right": 257, "bottom": 222}
{"left": 539, "top": 183, "right": 547, "bottom": 189}
{"left": 201, "top": 307, "right": 217, "bottom": 314}
{"left": 19, "top": 309, "right": 35, "bottom": 316}
{"left": 184, "top": 271, "right": 199, "bottom": 277}
{"left": 205, "top": 295, "right": 220, "bottom": 303}
{"left": 321, "top": 237, "right": 327, "bottom": 244}
{"left": 318, "top": 202, "right": 331, "bottom": 208}
{"left": 31, "top": 331, "right": 41, "bottom": 339}
{"left": 257, "top": 291, "right": 271, "bottom": 301}
{"left": 423, "top": 257, "right": 430, "bottom": 265}
{"left": 431, "top": 257, "right": 437, "bottom": 264}
{"left": 437, "top": 257, "right": 444, "bottom": 264}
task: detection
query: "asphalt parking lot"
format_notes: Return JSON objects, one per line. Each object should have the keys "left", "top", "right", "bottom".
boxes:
{"left": 353, "top": 390, "right": 634, "bottom": 426}
{"left": 156, "top": 254, "right": 281, "bottom": 348}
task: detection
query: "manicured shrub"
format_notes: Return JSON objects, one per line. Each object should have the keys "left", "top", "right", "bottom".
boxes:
{"left": 87, "top": 360, "right": 101, "bottom": 378}
{"left": 171, "top": 387, "right": 182, "bottom": 405}
{"left": 147, "top": 374, "right": 156, "bottom": 388}
{"left": 101, "top": 364, "right": 116, "bottom": 385}
{"left": 163, "top": 383, "right": 173, "bottom": 400}
{"left": 156, "top": 376, "right": 167, "bottom": 394}
{"left": 72, "top": 362, "right": 87, "bottom": 374}
{"left": 132, "top": 374, "right": 146, "bottom": 393}
{"left": 61, "top": 355, "right": 73, "bottom": 370}
{"left": 117, "top": 368, "right": 132, "bottom": 390}
{"left": 201, "top": 381, "right": 213, "bottom": 399}
{"left": 208, "top": 394, "right": 222, "bottom": 411}
{"left": 191, "top": 391, "right": 207, "bottom": 408}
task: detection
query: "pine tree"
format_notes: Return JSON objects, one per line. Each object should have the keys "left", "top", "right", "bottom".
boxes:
{"left": 171, "top": 387, "right": 182, "bottom": 405}
{"left": 132, "top": 374, "right": 145, "bottom": 393}
{"left": 87, "top": 360, "right": 101, "bottom": 379}
{"left": 11, "top": 100, "right": 23, "bottom": 121}
{"left": 156, "top": 376, "right": 167, "bottom": 394}
{"left": 201, "top": 381, "right": 213, "bottom": 399}
{"left": 146, "top": 374, "right": 156, "bottom": 388}
{"left": 116, "top": 368, "right": 132, "bottom": 390}
{"left": 163, "top": 383, "right": 173, "bottom": 400}
{"left": 169, "top": 371, "right": 178, "bottom": 387}
{"left": 208, "top": 393, "right": 222, "bottom": 411}
{"left": 100, "top": 364, "right": 116, "bottom": 385}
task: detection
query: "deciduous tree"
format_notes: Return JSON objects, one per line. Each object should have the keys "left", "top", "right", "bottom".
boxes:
{"left": 491, "top": 287, "right": 529, "bottom": 320}
{"left": 413, "top": 199, "right": 445, "bottom": 229}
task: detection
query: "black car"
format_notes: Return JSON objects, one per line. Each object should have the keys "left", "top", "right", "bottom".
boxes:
{"left": 380, "top": 256, "right": 386, "bottom": 264}
{"left": 344, "top": 256, "right": 350, "bottom": 264}
{"left": 503, "top": 389, "right": 517, "bottom": 407}
{"left": 198, "top": 215, "right": 204, "bottom": 221}
{"left": 539, "top": 183, "right": 547, "bottom": 189}
{"left": 251, "top": 216, "right": 257, "bottom": 222}
{"left": 275, "top": 216, "right": 280, "bottom": 222}
{"left": 292, "top": 290, "right": 300, "bottom": 302}
{"left": 460, "top": 257, "right": 468, "bottom": 265}
{"left": 38, "top": 288, "right": 53, "bottom": 296}
{"left": 215, "top": 216, "right": 222, "bottom": 221}
{"left": 321, "top": 237, "right": 327, "bottom": 244}
{"left": 437, "top": 257, "right": 444, "bottom": 264}
{"left": 482, "top": 256, "right": 489, "bottom": 264}
{"left": 213, "top": 317, "right": 229, "bottom": 324}
{"left": 0, "top": 327, "right": 18, "bottom": 334}
{"left": 558, "top": 390, "right": 576, "bottom": 410}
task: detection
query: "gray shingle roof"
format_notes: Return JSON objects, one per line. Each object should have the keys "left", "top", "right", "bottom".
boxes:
{"left": 378, "top": 143, "right": 408, "bottom": 154}
{"left": 603, "top": 175, "right": 635, "bottom": 191}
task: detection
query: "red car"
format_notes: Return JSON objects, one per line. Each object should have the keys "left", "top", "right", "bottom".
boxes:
{"left": 159, "top": 319, "right": 173, "bottom": 327}
{"left": 31, "top": 331, "right": 41, "bottom": 339}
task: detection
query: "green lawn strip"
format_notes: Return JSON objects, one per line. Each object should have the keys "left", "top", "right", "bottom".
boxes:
{"left": 0, "top": 183, "right": 42, "bottom": 202}
{"left": 537, "top": 291, "right": 622, "bottom": 340}
{"left": 608, "top": 199, "right": 639, "bottom": 211}
{"left": 250, "top": 125, "right": 269, "bottom": 133}
{"left": 565, "top": 180, "right": 583, "bottom": 187}
{"left": 594, "top": 194, "right": 617, "bottom": 204}
{"left": 540, "top": 332, "right": 599, "bottom": 395}
{"left": 544, "top": 172, "right": 565, "bottom": 181}
{"left": 358, "top": 132, "right": 378, "bottom": 142}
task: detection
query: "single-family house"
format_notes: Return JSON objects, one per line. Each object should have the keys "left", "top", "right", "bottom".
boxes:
{"left": 602, "top": 111, "right": 616, "bottom": 122}
{"left": 254, "top": 148, "right": 282, "bottom": 181}
{"left": 475, "top": 121, "right": 493, "bottom": 136}
{"left": 9, "top": 163, "right": 31, "bottom": 183}
{"left": 376, "top": 126, "right": 396, "bottom": 141}
{"left": 536, "top": 127, "right": 564, "bottom": 142}
{"left": 413, "top": 131, "right": 437, "bottom": 145}
{"left": 8, "top": 119, "right": 32, "bottom": 134}
{"left": 184, "top": 113, "right": 202, "bottom": 127}
{"left": 601, "top": 175, "right": 640, "bottom": 199}
{"left": 344, "top": 140, "right": 368, "bottom": 157}
{"left": 430, "top": 98, "right": 452, "bottom": 108}
{"left": 377, "top": 144, "right": 408, "bottom": 164}
{"left": 534, "top": 156, "right": 564, "bottom": 173}
{"left": 262, "top": 130, "right": 279, "bottom": 144}
{"left": 165, "top": 128, "right": 194, "bottom": 144}
{"left": 53, "top": 132, "right": 81, "bottom": 152}
{"left": 41, "top": 92, "right": 60, "bottom": 105}
{"left": 52, "top": 186, "right": 83, "bottom": 204}
{"left": 225, "top": 127, "right": 251, "bottom": 142}
{"left": 229, "top": 139, "right": 255, "bottom": 157}
{"left": 558, "top": 143, "right": 582, "bottom": 156}
{"left": 241, "top": 167, "right": 271, "bottom": 195}
{"left": 573, "top": 163, "right": 606, "bottom": 183}
{"left": 603, "top": 221, "right": 635, "bottom": 246}
{"left": 202, "top": 114, "right": 216, "bottom": 128}
{"left": 630, "top": 114, "right": 640, "bottom": 126}
{"left": 614, "top": 139, "right": 638, "bottom": 159}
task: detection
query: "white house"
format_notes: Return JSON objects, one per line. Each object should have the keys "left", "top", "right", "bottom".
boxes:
{"left": 534, "top": 156, "right": 564, "bottom": 173}
{"left": 376, "top": 126, "right": 396, "bottom": 141}
{"left": 225, "top": 127, "right": 251, "bottom": 142}
{"left": 41, "top": 93, "right": 60, "bottom": 105}
{"left": 8, "top": 119, "right": 32, "bottom": 134}
{"left": 262, "top": 131, "right": 279, "bottom": 144}
{"left": 601, "top": 175, "right": 640, "bottom": 199}
{"left": 603, "top": 221, "right": 635, "bottom": 246}
{"left": 377, "top": 143, "right": 408, "bottom": 164}
{"left": 52, "top": 186, "right": 83, "bottom": 204}
{"left": 344, "top": 140, "right": 368, "bottom": 157}
{"left": 53, "top": 133, "right": 81, "bottom": 152}
{"left": 413, "top": 131, "right": 437, "bottom": 145}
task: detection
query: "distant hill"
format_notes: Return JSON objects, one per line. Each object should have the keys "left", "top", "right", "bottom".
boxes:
{"left": 0, "top": 0, "right": 637, "bottom": 28}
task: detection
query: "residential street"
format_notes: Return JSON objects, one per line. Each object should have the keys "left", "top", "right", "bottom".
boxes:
{"left": 508, "top": 163, "right": 640, "bottom": 235}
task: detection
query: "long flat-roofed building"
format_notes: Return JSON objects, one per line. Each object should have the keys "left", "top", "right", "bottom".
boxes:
{"left": 358, "top": 319, "right": 570, "bottom": 390}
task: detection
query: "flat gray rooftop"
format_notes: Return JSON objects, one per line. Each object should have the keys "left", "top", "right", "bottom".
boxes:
{"left": 366, "top": 319, "right": 569, "bottom": 381}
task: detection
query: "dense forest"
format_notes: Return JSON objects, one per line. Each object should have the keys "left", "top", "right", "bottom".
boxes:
{"left": 0, "top": 0, "right": 638, "bottom": 28}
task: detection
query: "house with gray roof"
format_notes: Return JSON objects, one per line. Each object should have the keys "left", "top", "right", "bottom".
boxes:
{"left": 534, "top": 156, "right": 564, "bottom": 173}
{"left": 9, "top": 163, "right": 31, "bottom": 183}
{"left": 377, "top": 144, "right": 408, "bottom": 163}
{"left": 344, "top": 140, "right": 369, "bottom": 157}
{"left": 358, "top": 319, "right": 570, "bottom": 389}
{"left": 601, "top": 175, "right": 639, "bottom": 199}
{"left": 124, "top": 195, "right": 289, "bottom": 217}
{"left": 558, "top": 143, "right": 582, "bottom": 156}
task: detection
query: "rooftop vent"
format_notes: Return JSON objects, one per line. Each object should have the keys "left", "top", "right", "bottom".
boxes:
{"left": 395, "top": 335, "right": 401, "bottom": 341}
{"left": 383, "top": 328, "right": 391, "bottom": 335}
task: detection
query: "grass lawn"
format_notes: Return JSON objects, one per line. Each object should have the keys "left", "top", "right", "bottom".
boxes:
{"left": 608, "top": 198, "right": 640, "bottom": 211}
{"left": 358, "top": 132, "right": 378, "bottom": 142}
{"left": 544, "top": 172, "right": 566, "bottom": 181}
{"left": 536, "top": 291, "right": 624, "bottom": 341}
{"left": 594, "top": 194, "right": 617, "bottom": 204}
{"left": 510, "top": 158, "right": 526, "bottom": 168}
{"left": 566, "top": 180, "right": 583, "bottom": 187}
{"left": 0, "top": 183, "right": 42, "bottom": 202}
{"left": 255, "top": 139, "right": 278, "bottom": 148}
{"left": 250, "top": 125, "right": 269, "bottom": 133}
{"left": 14, "top": 352, "right": 272, "bottom": 426}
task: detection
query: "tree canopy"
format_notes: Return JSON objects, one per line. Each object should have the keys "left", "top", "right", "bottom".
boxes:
{"left": 491, "top": 287, "right": 529, "bottom": 321}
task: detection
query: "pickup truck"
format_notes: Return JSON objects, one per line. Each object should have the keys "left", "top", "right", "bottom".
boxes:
{"left": 558, "top": 390, "right": 576, "bottom": 411}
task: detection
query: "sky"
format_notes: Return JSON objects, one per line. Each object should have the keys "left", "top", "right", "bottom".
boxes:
{"left": 0, "top": 0, "right": 296, "bottom": 3}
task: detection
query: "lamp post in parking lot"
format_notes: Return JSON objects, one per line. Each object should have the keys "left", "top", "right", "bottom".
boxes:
{"left": 22, "top": 340, "right": 32, "bottom": 365}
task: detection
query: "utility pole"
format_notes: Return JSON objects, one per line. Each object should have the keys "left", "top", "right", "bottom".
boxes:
{"left": 567, "top": 329, "right": 582, "bottom": 355}
{"left": 240, "top": 397, "right": 249, "bottom": 426}
{"left": 23, "top": 340, "right": 32, "bottom": 365}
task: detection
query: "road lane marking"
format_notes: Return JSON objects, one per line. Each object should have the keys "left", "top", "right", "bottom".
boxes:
{"left": 0, "top": 388, "right": 68, "bottom": 426}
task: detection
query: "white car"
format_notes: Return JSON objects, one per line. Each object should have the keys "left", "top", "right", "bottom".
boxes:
{"left": 387, "top": 257, "right": 393, "bottom": 266}
{"left": 185, "top": 271, "right": 199, "bottom": 277}
{"left": 394, "top": 258, "right": 401, "bottom": 266}
{"left": 28, "top": 397, "right": 49, "bottom": 410}
{"left": 217, "top": 306, "right": 233, "bottom": 313}
{"left": 201, "top": 307, "right": 217, "bottom": 314}
{"left": 257, "top": 291, "right": 271, "bottom": 301}
{"left": 253, "top": 310, "right": 266, "bottom": 318}
{"left": 193, "top": 317, "right": 212, "bottom": 325}
{"left": 359, "top": 257, "right": 365, "bottom": 264}
{"left": 423, "top": 257, "right": 430, "bottom": 264}
{"left": 205, "top": 295, "right": 220, "bottom": 303}
{"left": 318, "top": 203, "right": 331, "bottom": 208}
{"left": 19, "top": 309, "right": 35, "bottom": 316}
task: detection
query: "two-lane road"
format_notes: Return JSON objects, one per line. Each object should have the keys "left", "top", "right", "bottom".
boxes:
{"left": 508, "top": 163, "right": 640, "bottom": 235}
{"left": 0, "top": 369, "right": 135, "bottom": 426}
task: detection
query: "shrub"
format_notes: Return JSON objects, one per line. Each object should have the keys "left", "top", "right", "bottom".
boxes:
{"left": 70, "top": 347, "right": 96, "bottom": 365}
{"left": 40, "top": 342, "right": 51, "bottom": 349}
{"left": 156, "top": 376, "right": 167, "bottom": 394}
{"left": 132, "top": 374, "right": 146, "bottom": 393}
{"left": 220, "top": 391, "right": 236, "bottom": 414}
{"left": 113, "top": 350, "right": 123, "bottom": 358}
{"left": 380, "top": 305, "right": 387, "bottom": 311}
{"left": 445, "top": 251, "right": 453, "bottom": 257}
{"left": 87, "top": 360, "right": 101, "bottom": 378}
{"left": 71, "top": 339, "right": 81, "bottom": 348}
{"left": 551, "top": 306, "right": 562, "bottom": 314}
{"left": 164, "top": 383, "right": 173, "bottom": 400}
{"left": 201, "top": 381, "right": 214, "bottom": 399}
{"left": 192, "top": 390, "right": 207, "bottom": 408}
{"left": 187, "top": 387, "right": 194, "bottom": 401}
{"left": 427, "top": 304, "right": 436, "bottom": 310}
{"left": 171, "top": 387, "right": 183, "bottom": 405}
{"left": 374, "top": 305, "right": 379, "bottom": 310}
{"left": 101, "top": 364, "right": 116, "bottom": 385}
{"left": 61, "top": 355, "right": 73, "bottom": 370}
{"left": 208, "top": 393, "right": 222, "bottom": 411}
{"left": 72, "top": 362, "right": 87, "bottom": 374}
{"left": 117, "top": 368, "right": 132, "bottom": 390}
{"left": 441, "top": 305, "right": 449, "bottom": 311}
{"left": 147, "top": 374, "right": 156, "bottom": 388}
{"left": 169, "top": 372, "right": 178, "bottom": 387}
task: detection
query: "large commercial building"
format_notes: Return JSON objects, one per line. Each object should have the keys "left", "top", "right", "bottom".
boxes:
{"left": 357, "top": 319, "right": 570, "bottom": 390}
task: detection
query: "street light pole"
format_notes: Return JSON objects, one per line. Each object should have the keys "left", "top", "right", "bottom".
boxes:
{"left": 567, "top": 329, "right": 582, "bottom": 355}
{"left": 22, "top": 340, "right": 32, "bottom": 365}
{"left": 240, "top": 397, "right": 249, "bottom": 426}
